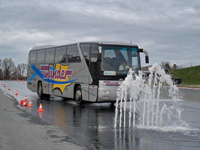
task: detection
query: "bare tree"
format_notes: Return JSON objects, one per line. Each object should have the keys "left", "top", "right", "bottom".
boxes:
{"left": 2, "top": 58, "right": 16, "bottom": 78}
{"left": 17, "top": 63, "right": 27, "bottom": 77}
{"left": 160, "top": 61, "right": 171, "bottom": 74}
{"left": 160, "top": 61, "right": 171, "bottom": 70}
{"left": 0, "top": 58, "right": 27, "bottom": 79}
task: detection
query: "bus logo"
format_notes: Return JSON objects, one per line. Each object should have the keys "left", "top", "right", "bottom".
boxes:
{"left": 40, "top": 65, "right": 73, "bottom": 80}
{"left": 29, "top": 64, "right": 78, "bottom": 94}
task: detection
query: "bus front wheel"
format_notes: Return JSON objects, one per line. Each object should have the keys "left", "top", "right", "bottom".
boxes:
{"left": 37, "top": 82, "right": 50, "bottom": 99}
{"left": 75, "top": 86, "right": 84, "bottom": 105}
{"left": 37, "top": 82, "right": 43, "bottom": 98}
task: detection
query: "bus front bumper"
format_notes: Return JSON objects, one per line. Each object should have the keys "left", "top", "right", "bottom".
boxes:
{"left": 97, "top": 86, "right": 119, "bottom": 102}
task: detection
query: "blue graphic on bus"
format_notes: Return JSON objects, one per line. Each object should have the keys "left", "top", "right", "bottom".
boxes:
{"left": 28, "top": 64, "right": 77, "bottom": 84}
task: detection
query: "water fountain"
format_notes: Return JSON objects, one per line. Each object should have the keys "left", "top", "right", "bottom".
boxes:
{"left": 114, "top": 63, "right": 188, "bottom": 129}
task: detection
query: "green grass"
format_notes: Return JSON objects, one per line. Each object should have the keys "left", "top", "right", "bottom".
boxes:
{"left": 172, "top": 65, "right": 200, "bottom": 85}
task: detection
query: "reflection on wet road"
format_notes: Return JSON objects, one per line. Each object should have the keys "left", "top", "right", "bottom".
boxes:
{"left": 32, "top": 98, "right": 116, "bottom": 150}
{"left": 1, "top": 81, "right": 200, "bottom": 150}
{"left": 28, "top": 94, "right": 200, "bottom": 150}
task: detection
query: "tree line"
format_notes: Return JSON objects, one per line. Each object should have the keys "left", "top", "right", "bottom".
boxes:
{"left": 0, "top": 58, "right": 27, "bottom": 80}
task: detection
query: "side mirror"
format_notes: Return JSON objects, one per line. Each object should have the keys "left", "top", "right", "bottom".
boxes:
{"left": 145, "top": 55, "right": 149, "bottom": 63}
{"left": 139, "top": 48, "right": 149, "bottom": 64}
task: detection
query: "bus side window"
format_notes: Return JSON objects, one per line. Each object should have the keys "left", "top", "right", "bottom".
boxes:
{"left": 67, "top": 45, "right": 81, "bottom": 62}
{"left": 45, "top": 48, "right": 55, "bottom": 63}
{"left": 29, "top": 51, "right": 37, "bottom": 64}
{"left": 37, "top": 50, "right": 45, "bottom": 64}
{"left": 80, "top": 44, "right": 91, "bottom": 66}
{"left": 55, "top": 47, "right": 67, "bottom": 63}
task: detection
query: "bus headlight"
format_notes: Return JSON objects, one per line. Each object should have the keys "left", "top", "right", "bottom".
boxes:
{"left": 103, "top": 96, "right": 109, "bottom": 99}
{"left": 102, "top": 90, "right": 110, "bottom": 100}
{"left": 102, "top": 91, "right": 109, "bottom": 95}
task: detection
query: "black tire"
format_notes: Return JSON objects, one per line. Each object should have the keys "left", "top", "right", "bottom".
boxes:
{"left": 110, "top": 102, "right": 115, "bottom": 108}
{"left": 44, "top": 94, "right": 50, "bottom": 100}
{"left": 37, "top": 82, "right": 50, "bottom": 100}
{"left": 37, "top": 82, "right": 43, "bottom": 98}
{"left": 75, "top": 86, "right": 84, "bottom": 105}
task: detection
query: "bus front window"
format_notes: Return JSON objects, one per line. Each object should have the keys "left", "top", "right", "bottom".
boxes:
{"left": 101, "top": 45, "right": 139, "bottom": 76}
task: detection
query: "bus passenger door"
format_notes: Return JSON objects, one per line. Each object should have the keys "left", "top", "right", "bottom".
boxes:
{"left": 41, "top": 65, "right": 50, "bottom": 95}
{"left": 89, "top": 44, "right": 99, "bottom": 102}
{"left": 45, "top": 48, "right": 56, "bottom": 96}
{"left": 89, "top": 85, "right": 98, "bottom": 102}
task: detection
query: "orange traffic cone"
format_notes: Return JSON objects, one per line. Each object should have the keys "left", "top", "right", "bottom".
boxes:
{"left": 1, "top": 83, "right": 3, "bottom": 86}
{"left": 28, "top": 100, "right": 33, "bottom": 107}
{"left": 15, "top": 90, "right": 18, "bottom": 96}
{"left": 22, "top": 96, "right": 28, "bottom": 106}
{"left": 8, "top": 87, "right": 10, "bottom": 91}
{"left": 4, "top": 84, "right": 6, "bottom": 88}
{"left": 38, "top": 103, "right": 44, "bottom": 112}
{"left": 23, "top": 100, "right": 27, "bottom": 106}
{"left": 24, "top": 96, "right": 27, "bottom": 101}
{"left": 20, "top": 100, "right": 24, "bottom": 105}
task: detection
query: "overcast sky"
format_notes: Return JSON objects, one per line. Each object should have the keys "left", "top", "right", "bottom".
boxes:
{"left": 0, "top": 0, "right": 200, "bottom": 66}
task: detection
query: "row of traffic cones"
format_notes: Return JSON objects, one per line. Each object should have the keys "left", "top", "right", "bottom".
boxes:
{"left": 13, "top": 80, "right": 25, "bottom": 84}
{"left": 1, "top": 83, "right": 16, "bottom": 95}
{"left": 20, "top": 96, "right": 31, "bottom": 106}
{"left": 1, "top": 82, "right": 24, "bottom": 91}
{"left": 1, "top": 83, "right": 7, "bottom": 88}
{"left": 1, "top": 83, "right": 10, "bottom": 91}
{"left": 19, "top": 96, "right": 44, "bottom": 112}
{"left": 1, "top": 82, "right": 44, "bottom": 113}
{"left": 1, "top": 80, "right": 25, "bottom": 92}
{"left": 1, "top": 83, "right": 11, "bottom": 90}
{"left": 1, "top": 84, "right": 15, "bottom": 91}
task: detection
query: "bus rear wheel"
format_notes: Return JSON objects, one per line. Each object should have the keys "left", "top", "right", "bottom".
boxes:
{"left": 37, "top": 82, "right": 50, "bottom": 100}
{"left": 75, "top": 86, "right": 84, "bottom": 105}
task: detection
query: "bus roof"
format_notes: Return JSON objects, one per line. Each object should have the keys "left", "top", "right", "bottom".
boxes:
{"left": 30, "top": 41, "right": 138, "bottom": 51}
{"left": 80, "top": 41, "right": 138, "bottom": 47}
{"left": 31, "top": 45, "right": 56, "bottom": 50}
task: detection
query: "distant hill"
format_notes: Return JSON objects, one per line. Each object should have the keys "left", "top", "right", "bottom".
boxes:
{"left": 172, "top": 65, "right": 200, "bottom": 85}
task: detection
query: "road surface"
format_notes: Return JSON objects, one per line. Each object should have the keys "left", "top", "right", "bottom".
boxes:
{"left": 0, "top": 81, "right": 200, "bottom": 150}
{"left": 0, "top": 90, "right": 84, "bottom": 150}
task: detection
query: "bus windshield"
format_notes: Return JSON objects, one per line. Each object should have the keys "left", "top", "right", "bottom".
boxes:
{"left": 101, "top": 45, "right": 139, "bottom": 76}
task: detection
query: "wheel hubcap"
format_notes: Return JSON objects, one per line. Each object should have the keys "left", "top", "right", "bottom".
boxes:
{"left": 76, "top": 90, "right": 81, "bottom": 101}
{"left": 38, "top": 85, "right": 42, "bottom": 96}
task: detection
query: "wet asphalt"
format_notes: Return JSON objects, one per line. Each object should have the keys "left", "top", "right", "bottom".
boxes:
{"left": 0, "top": 90, "right": 83, "bottom": 150}
{"left": 1, "top": 81, "right": 200, "bottom": 150}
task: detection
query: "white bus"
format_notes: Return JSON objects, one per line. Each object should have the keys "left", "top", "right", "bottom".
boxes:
{"left": 27, "top": 41, "right": 149, "bottom": 104}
